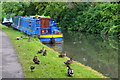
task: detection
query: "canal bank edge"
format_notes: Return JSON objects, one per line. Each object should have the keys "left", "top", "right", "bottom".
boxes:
{"left": 0, "top": 24, "right": 109, "bottom": 78}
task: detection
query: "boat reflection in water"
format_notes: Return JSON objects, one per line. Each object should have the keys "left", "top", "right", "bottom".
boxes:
{"left": 44, "top": 43, "right": 63, "bottom": 54}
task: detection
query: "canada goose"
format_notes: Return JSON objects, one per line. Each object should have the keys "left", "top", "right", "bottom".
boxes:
{"left": 33, "top": 56, "right": 40, "bottom": 64}
{"left": 30, "top": 66, "right": 35, "bottom": 72}
{"left": 67, "top": 65, "right": 74, "bottom": 76}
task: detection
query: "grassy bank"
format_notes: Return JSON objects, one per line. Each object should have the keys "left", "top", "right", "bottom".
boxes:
{"left": 1, "top": 24, "right": 109, "bottom": 79}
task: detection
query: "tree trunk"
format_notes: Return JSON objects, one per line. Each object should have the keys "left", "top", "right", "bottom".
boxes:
{"left": 68, "top": 2, "right": 72, "bottom": 8}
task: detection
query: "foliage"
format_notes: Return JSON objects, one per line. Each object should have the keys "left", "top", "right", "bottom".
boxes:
{"left": 43, "top": 2, "right": 68, "bottom": 20}
{"left": 0, "top": 3, "right": 2, "bottom": 22}
{"left": 58, "top": 2, "right": 120, "bottom": 37}
{"left": 1, "top": 2, "right": 120, "bottom": 36}
{"left": 2, "top": 2, "right": 30, "bottom": 17}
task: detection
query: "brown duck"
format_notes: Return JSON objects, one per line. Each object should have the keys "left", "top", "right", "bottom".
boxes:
{"left": 43, "top": 50, "right": 47, "bottom": 56}
{"left": 38, "top": 47, "right": 45, "bottom": 53}
{"left": 64, "top": 58, "right": 73, "bottom": 65}
{"left": 28, "top": 37, "right": 32, "bottom": 42}
{"left": 58, "top": 51, "right": 67, "bottom": 58}
{"left": 33, "top": 56, "right": 40, "bottom": 64}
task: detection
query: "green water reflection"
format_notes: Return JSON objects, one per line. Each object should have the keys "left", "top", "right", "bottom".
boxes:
{"left": 45, "top": 31, "right": 118, "bottom": 78}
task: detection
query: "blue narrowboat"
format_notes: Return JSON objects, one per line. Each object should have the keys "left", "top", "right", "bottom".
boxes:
{"left": 11, "top": 16, "right": 63, "bottom": 43}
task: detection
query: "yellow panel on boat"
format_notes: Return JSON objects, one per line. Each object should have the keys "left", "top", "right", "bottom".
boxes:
{"left": 40, "top": 34, "right": 63, "bottom": 38}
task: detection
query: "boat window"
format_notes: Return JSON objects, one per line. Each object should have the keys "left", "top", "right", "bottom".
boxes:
{"left": 41, "top": 29, "right": 50, "bottom": 34}
{"left": 6, "top": 17, "right": 10, "bottom": 21}
{"left": 29, "top": 22, "right": 32, "bottom": 27}
{"left": 36, "top": 21, "right": 40, "bottom": 24}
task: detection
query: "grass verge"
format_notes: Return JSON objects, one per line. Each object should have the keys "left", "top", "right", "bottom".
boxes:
{"left": 0, "top": 24, "right": 110, "bottom": 79}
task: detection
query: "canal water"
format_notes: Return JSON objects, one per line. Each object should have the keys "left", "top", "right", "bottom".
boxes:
{"left": 44, "top": 31, "right": 118, "bottom": 78}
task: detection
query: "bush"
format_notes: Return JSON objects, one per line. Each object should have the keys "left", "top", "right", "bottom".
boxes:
{"left": 2, "top": 2, "right": 119, "bottom": 37}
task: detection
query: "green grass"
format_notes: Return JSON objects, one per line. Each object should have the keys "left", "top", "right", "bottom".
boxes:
{"left": 0, "top": 24, "right": 110, "bottom": 79}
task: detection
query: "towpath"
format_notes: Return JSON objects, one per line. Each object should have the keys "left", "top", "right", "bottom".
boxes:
{"left": 0, "top": 30, "right": 24, "bottom": 78}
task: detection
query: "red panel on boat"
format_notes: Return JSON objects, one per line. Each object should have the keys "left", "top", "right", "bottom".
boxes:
{"left": 40, "top": 18, "right": 50, "bottom": 28}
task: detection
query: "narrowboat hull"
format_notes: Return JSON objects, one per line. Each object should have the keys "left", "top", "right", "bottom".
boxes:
{"left": 2, "top": 22, "right": 12, "bottom": 27}
{"left": 40, "top": 34, "right": 63, "bottom": 44}
{"left": 41, "top": 41, "right": 63, "bottom": 44}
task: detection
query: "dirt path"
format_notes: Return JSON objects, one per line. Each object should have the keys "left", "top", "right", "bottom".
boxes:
{"left": 0, "top": 30, "right": 24, "bottom": 78}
